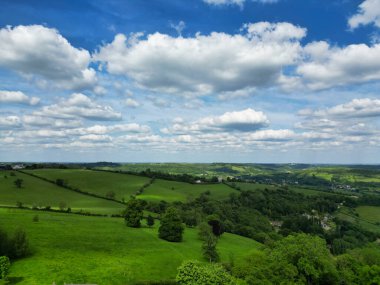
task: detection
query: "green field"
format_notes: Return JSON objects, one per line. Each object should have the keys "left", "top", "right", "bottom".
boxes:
{"left": 0, "top": 208, "right": 262, "bottom": 285}
{"left": 356, "top": 206, "right": 380, "bottom": 224}
{"left": 140, "top": 179, "right": 236, "bottom": 202}
{"left": 234, "top": 182, "right": 335, "bottom": 196}
{"left": 337, "top": 207, "right": 380, "bottom": 234}
{"left": 25, "top": 169, "right": 151, "bottom": 201}
{"left": 0, "top": 171, "right": 124, "bottom": 215}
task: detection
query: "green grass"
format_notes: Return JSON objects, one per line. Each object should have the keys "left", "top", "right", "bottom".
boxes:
{"left": 0, "top": 171, "right": 124, "bottom": 215}
{"left": 356, "top": 206, "right": 380, "bottom": 224}
{"left": 0, "top": 208, "right": 262, "bottom": 285}
{"left": 234, "top": 182, "right": 335, "bottom": 197}
{"left": 337, "top": 207, "right": 380, "bottom": 234}
{"left": 25, "top": 169, "right": 151, "bottom": 201}
{"left": 139, "top": 179, "right": 236, "bottom": 202}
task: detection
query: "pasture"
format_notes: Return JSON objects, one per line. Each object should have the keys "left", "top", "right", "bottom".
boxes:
{"left": 25, "top": 169, "right": 150, "bottom": 201}
{"left": 139, "top": 179, "right": 237, "bottom": 202}
{"left": 0, "top": 171, "right": 124, "bottom": 215}
{"left": 0, "top": 208, "right": 262, "bottom": 285}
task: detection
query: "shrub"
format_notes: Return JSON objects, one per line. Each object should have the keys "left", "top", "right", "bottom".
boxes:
{"left": 0, "top": 256, "right": 10, "bottom": 280}
{"left": 176, "top": 260, "right": 235, "bottom": 285}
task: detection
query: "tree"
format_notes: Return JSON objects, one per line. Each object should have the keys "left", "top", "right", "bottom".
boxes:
{"left": 234, "top": 233, "right": 338, "bottom": 285}
{"left": 14, "top": 178, "right": 23, "bottom": 188}
{"left": 55, "top": 178, "right": 67, "bottom": 187}
{"left": 123, "top": 198, "right": 144, "bottom": 228}
{"left": 146, "top": 215, "right": 155, "bottom": 228}
{"left": 159, "top": 207, "right": 184, "bottom": 242}
{"left": 58, "top": 201, "right": 67, "bottom": 211}
{"left": 199, "top": 223, "right": 219, "bottom": 262}
{"left": 176, "top": 260, "right": 235, "bottom": 285}
{"left": 106, "top": 191, "right": 116, "bottom": 199}
{"left": 9, "top": 228, "right": 29, "bottom": 259}
{"left": 0, "top": 256, "right": 10, "bottom": 280}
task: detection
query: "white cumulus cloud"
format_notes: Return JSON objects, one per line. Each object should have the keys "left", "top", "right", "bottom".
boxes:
{"left": 0, "top": 25, "right": 96, "bottom": 90}
{"left": 95, "top": 22, "right": 305, "bottom": 96}
{"left": 0, "top": 90, "right": 40, "bottom": 105}
{"left": 349, "top": 0, "right": 380, "bottom": 29}
{"left": 34, "top": 93, "right": 122, "bottom": 121}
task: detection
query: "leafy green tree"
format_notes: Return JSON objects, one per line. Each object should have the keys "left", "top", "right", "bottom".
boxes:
{"left": 146, "top": 215, "right": 155, "bottom": 228}
{"left": 14, "top": 178, "right": 23, "bottom": 188}
{"left": 0, "top": 256, "right": 10, "bottom": 280}
{"left": 199, "top": 223, "right": 219, "bottom": 262}
{"left": 234, "top": 233, "right": 338, "bottom": 285}
{"left": 123, "top": 198, "right": 144, "bottom": 228}
{"left": 159, "top": 207, "right": 184, "bottom": 242}
{"left": 176, "top": 260, "right": 236, "bottom": 285}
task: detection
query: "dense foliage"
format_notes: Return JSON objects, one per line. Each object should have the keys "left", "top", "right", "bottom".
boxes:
{"left": 0, "top": 227, "right": 29, "bottom": 259}
{"left": 159, "top": 207, "right": 184, "bottom": 242}
{"left": 124, "top": 198, "right": 145, "bottom": 228}
{"left": 176, "top": 261, "right": 235, "bottom": 285}
{"left": 0, "top": 256, "right": 10, "bottom": 280}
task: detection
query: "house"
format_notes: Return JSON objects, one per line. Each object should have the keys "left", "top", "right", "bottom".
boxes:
{"left": 12, "top": 164, "right": 25, "bottom": 170}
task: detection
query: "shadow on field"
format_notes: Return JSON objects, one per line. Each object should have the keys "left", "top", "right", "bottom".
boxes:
{"left": 7, "top": 277, "right": 24, "bottom": 284}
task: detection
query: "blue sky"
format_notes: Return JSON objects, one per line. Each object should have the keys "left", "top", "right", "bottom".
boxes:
{"left": 1, "top": 0, "right": 380, "bottom": 163}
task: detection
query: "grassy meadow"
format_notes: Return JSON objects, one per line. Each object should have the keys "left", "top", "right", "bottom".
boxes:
{"left": 25, "top": 169, "right": 151, "bottom": 201}
{"left": 0, "top": 208, "right": 261, "bottom": 285}
{"left": 356, "top": 206, "right": 380, "bottom": 224}
{"left": 0, "top": 171, "right": 124, "bottom": 215}
{"left": 140, "top": 179, "right": 236, "bottom": 202}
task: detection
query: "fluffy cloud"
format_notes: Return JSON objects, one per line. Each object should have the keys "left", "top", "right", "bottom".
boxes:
{"left": 0, "top": 116, "right": 21, "bottom": 129}
{"left": 33, "top": 93, "right": 122, "bottom": 121}
{"left": 0, "top": 25, "right": 96, "bottom": 90}
{"left": 162, "top": 108, "right": 269, "bottom": 134}
{"left": 0, "top": 90, "right": 40, "bottom": 105}
{"left": 125, "top": 98, "right": 140, "bottom": 108}
{"left": 95, "top": 22, "right": 305, "bottom": 95}
{"left": 245, "top": 129, "right": 295, "bottom": 141}
{"left": 299, "top": 98, "right": 380, "bottom": 119}
{"left": 298, "top": 42, "right": 380, "bottom": 90}
{"left": 349, "top": 0, "right": 380, "bottom": 29}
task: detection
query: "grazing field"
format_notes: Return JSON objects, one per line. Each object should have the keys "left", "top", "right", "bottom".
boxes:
{"left": 139, "top": 179, "right": 237, "bottom": 202}
{"left": 0, "top": 208, "right": 262, "bottom": 285}
{"left": 356, "top": 206, "right": 380, "bottom": 224}
{"left": 0, "top": 171, "right": 124, "bottom": 215}
{"left": 337, "top": 207, "right": 380, "bottom": 234}
{"left": 234, "top": 182, "right": 335, "bottom": 196}
{"left": 25, "top": 169, "right": 150, "bottom": 201}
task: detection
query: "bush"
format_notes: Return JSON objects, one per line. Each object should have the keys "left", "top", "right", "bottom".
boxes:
{"left": 9, "top": 228, "right": 29, "bottom": 259}
{"left": 0, "top": 256, "right": 10, "bottom": 280}
{"left": 176, "top": 260, "right": 235, "bottom": 285}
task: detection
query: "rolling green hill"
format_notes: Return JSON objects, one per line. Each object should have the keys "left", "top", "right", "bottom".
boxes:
{"left": 25, "top": 169, "right": 151, "bottom": 201}
{"left": 0, "top": 171, "right": 124, "bottom": 215}
{"left": 0, "top": 208, "right": 262, "bottom": 285}
{"left": 140, "top": 179, "right": 237, "bottom": 202}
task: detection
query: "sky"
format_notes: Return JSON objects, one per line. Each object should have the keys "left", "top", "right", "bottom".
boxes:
{"left": 1, "top": 0, "right": 380, "bottom": 163}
